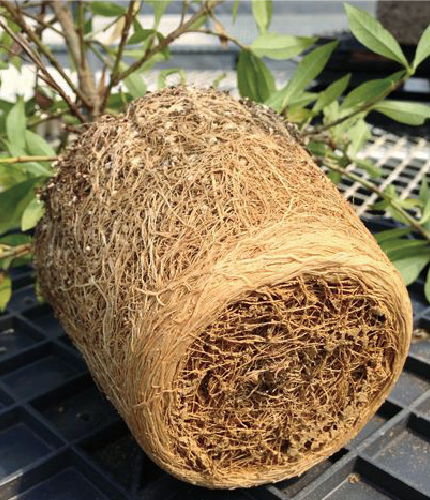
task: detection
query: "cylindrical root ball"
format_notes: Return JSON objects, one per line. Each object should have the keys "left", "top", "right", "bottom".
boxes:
{"left": 36, "top": 87, "right": 412, "bottom": 488}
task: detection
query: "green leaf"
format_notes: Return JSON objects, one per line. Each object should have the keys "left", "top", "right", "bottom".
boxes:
{"left": 341, "top": 72, "right": 404, "bottom": 112}
{"left": 157, "top": 68, "right": 187, "bottom": 89}
{"left": 420, "top": 177, "right": 429, "bottom": 205}
{"left": 0, "top": 234, "right": 31, "bottom": 246}
{"left": 0, "top": 177, "right": 44, "bottom": 234}
{"left": 387, "top": 207, "right": 410, "bottom": 225}
{"left": 345, "top": 3, "right": 408, "bottom": 68}
{"left": 328, "top": 169, "right": 342, "bottom": 184}
{"left": 414, "top": 24, "right": 430, "bottom": 70}
{"left": 90, "top": 2, "right": 125, "bottom": 16}
{"left": 120, "top": 60, "right": 147, "bottom": 97}
{"left": 388, "top": 243, "right": 430, "bottom": 262}
{"left": 393, "top": 254, "right": 430, "bottom": 286}
{"left": 2, "top": 139, "right": 52, "bottom": 179}
{"left": 398, "top": 198, "right": 422, "bottom": 209}
{"left": 148, "top": 1, "right": 170, "bottom": 29}
{"left": 424, "top": 266, "right": 430, "bottom": 302}
{"left": 313, "top": 73, "right": 351, "bottom": 113}
{"left": 188, "top": 15, "right": 207, "bottom": 31}
{"left": 5, "top": 140, "right": 26, "bottom": 158}
{"left": 122, "top": 49, "right": 166, "bottom": 69}
{"left": 380, "top": 238, "right": 428, "bottom": 256}
{"left": 374, "top": 227, "right": 412, "bottom": 244}
{"left": 6, "top": 100, "right": 26, "bottom": 150}
{"left": 355, "top": 159, "right": 383, "bottom": 179}
{"left": 252, "top": 0, "right": 272, "bottom": 34}
{"left": 124, "top": 73, "right": 147, "bottom": 98}
{"left": 25, "top": 130, "right": 56, "bottom": 156}
{"left": 250, "top": 34, "right": 317, "bottom": 60}
{"left": 323, "top": 100, "right": 340, "bottom": 123}
{"left": 266, "top": 41, "right": 338, "bottom": 112}
{"left": 373, "top": 100, "right": 430, "bottom": 125}
{"left": 211, "top": 73, "right": 227, "bottom": 90}
{"left": 0, "top": 162, "right": 29, "bottom": 190}
{"left": 265, "top": 89, "right": 317, "bottom": 114}
{"left": 237, "top": 49, "right": 275, "bottom": 103}
{"left": 84, "top": 17, "right": 92, "bottom": 35}
{"left": 128, "top": 23, "right": 153, "bottom": 45}
{"left": 421, "top": 197, "right": 430, "bottom": 224}
{"left": 307, "top": 140, "right": 326, "bottom": 156}
{"left": 232, "top": 0, "right": 239, "bottom": 24}
{"left": 0, "top": 272, "right": 11, "bottom": 312}
{"left": 347, "top": 118, "right": 371, "bottom": 156}
{"left": 288, "top": 92, "right": 318, "bottom": 108}
{"left": 21, "top": 197, "right": 45, "bottom": 231}
{"left": 0, "top": 99, "right": 13, "bottom": 113}
{"left": 287, "top": 106, "right": 312, "bottom": 123}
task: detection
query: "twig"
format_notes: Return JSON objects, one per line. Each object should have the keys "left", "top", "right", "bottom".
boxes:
{"left": 84, "top": 14, "right": 123, "bottom": 40}
{"left": 51, "top": 1, "right": 97, "bottom": 113}
{"left": 0, "top": 155, "right": 57, "bottom": 164}
{"left": 0, "top": 244, "right": 33, "bottom": 261}
{"left": 189, "top": 28, "right": 245, "bottom": 49}
{"left": 0, "top": 1, "right": 91, "bottom": 111}
{"left": 112, "top": 1, "right": 224, "bottom": 86}
{"left": 102, "top": 1, "right": 137, "bottom": 110}
{"left": 304, "top": 76, "right": 406, "bottom": 136}
{"left": 21, "top": 10, "right": 62, "bottom": 36}
{"left": 179, "top": 1, "right": 190, "bottom": 26}
{"left": 326, "top": 160, "right": 430, "bottom": 243}
{"left": 0, "top": 18, "right": 86, "bottom": 122}
{"left": 28, "top": 110, "right": 69, "bottom": 127}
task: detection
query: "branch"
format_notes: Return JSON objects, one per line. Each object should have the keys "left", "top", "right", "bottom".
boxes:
{"left": 0, "top": 18, "right": 86, "bottom": 122}
{"left": 51, "top": 1, "right": 97, "bottom": 113}
{"left": 179, "top": 1, "right": 190, "bottom": 26}
{"left": 304, "top": 76, "right": 406, "bottom": 136}
{"left": 0, "top": 244, "right": 33, "bottom": 261}
{"left": 326, "top": 160, "right": 430, "bottom": 243}
{"left": 0, "top": 155, "right": 57, "bottom": 164}
{"left": 0, "top": 2, "right": 91, "bottom": 112}
{"left": 189, "top": 28, "right": 245, "bottom": 49}
{"left": 102, "top": 1, "right": 137, "bottom": 111}
{"left": 28, "top": 110, "right": 69, "bottom": 127}
{"left": 21, "top": 9, "right": 62, "bottom": 36}
{"left": 112, "top": 1, "right": 224, "bottom": 86}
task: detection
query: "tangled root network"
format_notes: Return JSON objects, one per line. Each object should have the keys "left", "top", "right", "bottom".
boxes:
{"left": 36, "top": 87, "right": 412, "bottom": 488}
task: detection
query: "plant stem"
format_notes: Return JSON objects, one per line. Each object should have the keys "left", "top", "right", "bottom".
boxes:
{"left": 326, "top": 160, "right": 430, "bottom": 243}
{"left": 0, "top": 1, "right": 91, "bottom": 112}
{"left": 190, "top": 28, "right": 245, "bottom": 49}
{"left": 0, "top": 155, "right": 57, "bottom": 164}
{"left": 304, "top": 75, "right": 406, "bottom": 136}
{"left": 21, "top": 10, "right": 62, "bottom": 36}
{"left": 0, "top": 18, "right": 86, "bottom": 123}
{"left": 28, "top": 111, "right": 69, "bottom": 127}
{"left": 0, "top": 244, "right": 33, "bottom": 261}
{"left": 179, "top": 1, "right": 190, "bottom": 26}
{"left": 112, "top": 1, "right": 224, "bottom": 86}
{"left": 88, "top": 41, "right": 113, "bottom": 68}
{"left": 51, "top": 1, "right": 97, "bottom": 114}
{"left": 102, "top": 0, "right": 137, "bottom": 111}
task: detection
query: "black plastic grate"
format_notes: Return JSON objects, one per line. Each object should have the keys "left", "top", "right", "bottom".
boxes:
{"left": 1, "top": 220, "right": 430, "bottom": 500}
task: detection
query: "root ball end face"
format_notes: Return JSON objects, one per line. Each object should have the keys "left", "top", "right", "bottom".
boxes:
{"left": 163, "top": 273, "right": 407, "bottom": 488}
{"left": 36, "top": 87, "right": 412, "bottom": 489}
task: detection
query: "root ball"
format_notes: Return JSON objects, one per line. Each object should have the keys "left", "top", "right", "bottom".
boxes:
{"left": 36, "top": 87, "right": 412, "bottom": 488}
